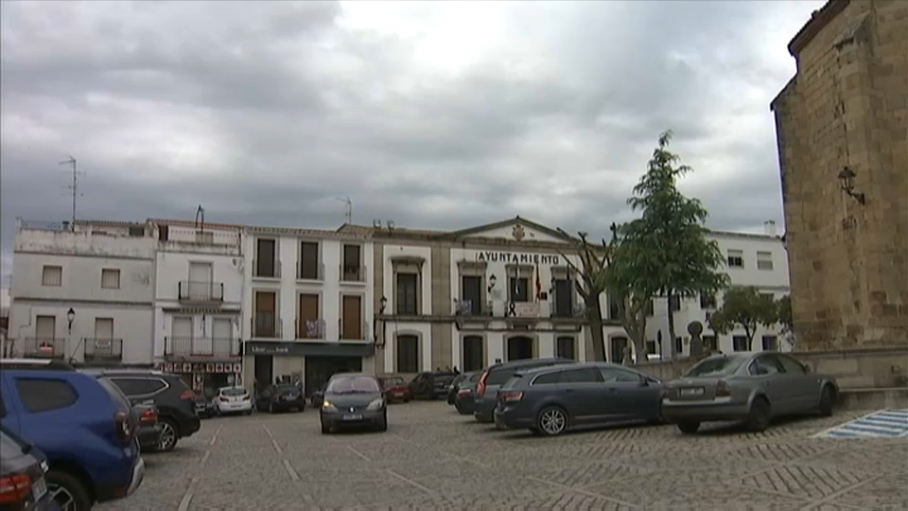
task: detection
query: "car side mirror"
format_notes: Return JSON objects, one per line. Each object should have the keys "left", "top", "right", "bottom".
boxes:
{"left": 639, "top": 377, "right": 649, "bottom": 387}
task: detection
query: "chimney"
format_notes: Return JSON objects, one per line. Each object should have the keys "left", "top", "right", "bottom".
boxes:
{"left": 764, "top": 220, "right": 777, "bottom": 237}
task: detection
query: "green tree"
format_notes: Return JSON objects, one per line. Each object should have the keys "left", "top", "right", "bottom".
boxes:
{"left": 620, "top": 130, "right": 729, "bottom": 359}
{"left": 605, "top": 223, "right": 654, "bottom": 363}
{"left": 556, "top": 230, "right": 610, "bottom": 362}
{"left": 707, "top": 286, "right": 779, "bottom": 349}
{"left": 776, "top": 294, "right": 794, "bottom": 348}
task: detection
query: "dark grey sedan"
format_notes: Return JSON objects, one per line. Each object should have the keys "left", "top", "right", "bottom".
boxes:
{"left": 661, "top": 351, "right": 838, "bottom": 434}
{"left": 493, "top": 362, "right": 663, "bottom": 436}
{"left": 319, "top": 373, "right": 388, "bottom": 434}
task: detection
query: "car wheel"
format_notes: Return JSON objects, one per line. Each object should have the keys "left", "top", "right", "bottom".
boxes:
{"left": 321, "top": 422, "right": 331, "bottom": 434}
{"left": 47, "top": 469, "right": 92, "bottom": 511}
{"left": 158, "top": 418, "right": 179, "bottom": 452}
{"left": 745, "top": 397, "right": 772, "bottom": 432}
{"left": 676, "top": 421, "right": 700, "bottom": 434}
{"left": 536, "top": 406, "right": 568, "bottom": 437}
{"left": 268, "top": 402, "right": 274, "bottom": 413}
{"left": 378, "top": 412, "right": 388, "bottom": 432}
{"left": 818, "top": 385, "right": 835, "bottom": 417}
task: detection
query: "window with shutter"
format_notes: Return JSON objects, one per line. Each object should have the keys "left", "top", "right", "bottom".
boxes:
{"left": 42, "top": 266, "right": 62, "bottom": 287}
{"left": 101, "top": 268, "right": 120, "bottom": 289}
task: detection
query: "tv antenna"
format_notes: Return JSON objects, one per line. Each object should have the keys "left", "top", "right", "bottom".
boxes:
{"left": 336, "top": 196, "right": 352, "bottom": 224}
{"left": 59, "top": 156, "right": 83, "bottom": 231}
{"left": 195, "top": 205, "right": 206, "bottom": 232}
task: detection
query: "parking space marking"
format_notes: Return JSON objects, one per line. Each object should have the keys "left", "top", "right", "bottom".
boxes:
{"left": 208, "top": 425, "right": 222, "bottom": 446}
{"left": 526, "top": 475, "right": 640, "bottom": 509}
{"left": 176, "top": 476, "right": 200, "bottom": 511}
{"left": 261, "top": 424, "right": 274, "bottom": 438}
{"left": 813, "top": 409, "right": 908, "bottom": 438}
{"left": 282, "top": 459, "right": 300, "bottom": 481}
{"left": 271, "top": 438, "right": 283, "bottom": 455}
{"left": 199, "top": 450, "right": 211, "bottom": 467}
{"left": 345, "top": 445, "right": 372, "bottom": 462}
{"left": 386, "top": 469, "right": 435, "bottom": 496}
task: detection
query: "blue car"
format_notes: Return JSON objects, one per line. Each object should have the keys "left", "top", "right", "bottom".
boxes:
{"left": 0, "top": 359, "right": 145, "bottom": 511}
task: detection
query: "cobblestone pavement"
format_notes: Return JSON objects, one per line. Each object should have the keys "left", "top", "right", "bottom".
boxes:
{"left": 97, "top": 403, "right": 908, "bottom": 511}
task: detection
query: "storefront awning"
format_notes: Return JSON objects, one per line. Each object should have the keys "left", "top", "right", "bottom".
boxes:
{"left": 242, "top": 341, "right": 374, "bottom": 358}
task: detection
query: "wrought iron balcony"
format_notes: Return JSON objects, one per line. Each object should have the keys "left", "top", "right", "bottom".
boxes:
{"left": 340, "top": 264, "right": 367, "bottom": 283}
{"left": 165, "top": 337, "right": 239, "bottom": 357}
{"left": 295, "top": 319, "right": 326, "bottom": 339}
{"left": 253, "top": 258, "right": 281, "bottom": 279}
{"left": 549, "top": 299, "right": 584, "bottom": 319}
{"left": 178, "top": 281, "right": 224, "bottom": 302}
{"left": 21, "top": 337, "right": 65, "bottom": 359}
{"left": 454, "top": 299, "right": 492, "bottom": 316}
{"left": 297, "top": 262, "right": 325, "bottom": 281}
{"left": 252, "top": 313, "right": 282, "bottom": 338}
{"left": 338, "top": 320, "right": 370, "bottom": 341}
{"left": 83, "top": 338, "right": 123, "bottom": 362}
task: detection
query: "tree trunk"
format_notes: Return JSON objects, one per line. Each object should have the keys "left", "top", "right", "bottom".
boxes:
{"left": 666, "top": 290, "right": 678, "bottom": 359}
{"left": 587, "top": 297, "right": 606, "bottom": 361}
{"left": 617, "top": 295, "right": 647, "bottom": 364}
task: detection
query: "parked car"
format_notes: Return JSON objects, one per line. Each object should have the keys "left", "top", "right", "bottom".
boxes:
{"left": 320, "top": 373, "right": 387, "bottom": 434}
{"left": 213, "top": 386, "right": 253, "bottom": 415}
{"left": 194, "top": 394, "right": 216, "bottom": 419}
{"left": 310, "top": 384, "right": 326, "bottom": 408}
{"left": 377, "top": 375, "right": 412, "bottom": 403}
{"left": 661, "top": 351, "right": 838, "bottom": 434}
{"left": 0, "top": 359, "right": 145, "bottom": 511}
{"left": 409, "top": 371, "right": 458, "bottom": 400}
{"left": 84, "top": 368, "right": 201, "bottom": 452}
{"left": 453, "top": 372, "right": 483, "bottom": 415}
{"left": 133, "top": 403, "right": 163, "bottom": 453}
{"left": 255, "top": 384, "right": 305, "bottom": 413}
{"left": 493, "top": 362, "right": 663, "bottom": 436}
{"left": 473, "top": 358, "right": 575, "bottom": 423}
{"left": 0, "top": 424, "right": 58, "bottom": 511}
{"left": 446, "top": 372, "right": 474, "bottom": 404}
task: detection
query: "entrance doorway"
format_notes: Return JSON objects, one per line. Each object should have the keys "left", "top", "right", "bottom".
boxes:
{"left": 610, "top": 336, "right": 628, "bottom": 364}
{"left": 462, "top": 336, "right": 484, "bottom": 372}
{"left": 305, "top": 356, "right": 363, "bottom": 397}
{"left": 507, "top": 336, "right": 534, "bottom": 361}
{"left": 254, "top": 355, "right": 273, "bottom": 394}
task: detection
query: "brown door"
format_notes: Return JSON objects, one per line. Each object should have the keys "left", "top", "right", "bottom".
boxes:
{"left": 298, "top": 294, "right": 319, "bottom": 338}
{"left": 341, "top": 295, "right": 362, "bottom": 340}
{"left": 255, "top": 291, "right": 276, "bottom": 337}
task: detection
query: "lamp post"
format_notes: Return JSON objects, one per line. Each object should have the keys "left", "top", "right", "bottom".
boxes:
{"left": 375, "top": 296, "right": 388, "bottom": 348}
{"left": 837, "top": 166, "right": 866, "bottom": 205}
{"left": 66, "top": 308, "right": 75, "bottom": 362}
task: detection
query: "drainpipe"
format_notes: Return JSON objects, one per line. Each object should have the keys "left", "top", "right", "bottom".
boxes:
{"left": 238, "top": 230, "right": 247, "bottom": 389}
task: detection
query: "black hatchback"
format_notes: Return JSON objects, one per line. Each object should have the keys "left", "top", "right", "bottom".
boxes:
{"left": 319, "top": 373, "right": 387, "bottom": 434}
{"left": 0, "top": 425, "right": 57, "bottom": 511}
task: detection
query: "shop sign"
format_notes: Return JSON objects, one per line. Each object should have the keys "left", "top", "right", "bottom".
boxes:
{"left": 474, "top": 251, "right": 560, "bottom": 265}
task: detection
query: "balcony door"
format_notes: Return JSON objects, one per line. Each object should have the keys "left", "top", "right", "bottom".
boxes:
{"left": 212, "top": 318, "right": 232, "bottom": 356}
{"left": 172, "top": 317, "right": 192, "bottom": 355}
{"left": 341, "top": 295, "right": 362, "bottom": 340}
{"left": 298, "top": 294, "right": 320, "bottom": 338}
{"left": 461, "top": 276, "right": 482, "bottom": 315}
{"left": 188, "top": 262, "right": 212, "bottom": 300}
{"left": 35, "top": 315, "right": 56, "bottom": 356}
{"left": 256, "top": 239, "right": 276, "bottom": 277}
{"left": 255, "top": 291, "right": 277, "bottom": 337}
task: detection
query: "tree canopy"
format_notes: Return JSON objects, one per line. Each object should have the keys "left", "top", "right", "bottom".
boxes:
{"left": 707, "top": 286, "right": 779, "bottom": 348}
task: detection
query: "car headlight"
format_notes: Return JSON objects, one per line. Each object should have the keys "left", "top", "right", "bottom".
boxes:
{"left": 366, "top": 398, "right": 385, "bottom": 411}
{"left": 322, "top": 400, "right": 337, "bottom": 411}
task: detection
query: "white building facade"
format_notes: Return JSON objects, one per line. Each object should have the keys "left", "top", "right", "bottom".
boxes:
{"left": 645, "top": 222, "right": 791, "bottom": 357}
{"left": 7, "top": 219, "right": 156, "bottom": 365}
{"left": 240, "top": 226, "right": 376, "bottom": 394}
{"left": 150, "top": 219, "right": 245, "bottom": 391}
{"left": 360, "top": 217, "right": 629, "bottom": 380}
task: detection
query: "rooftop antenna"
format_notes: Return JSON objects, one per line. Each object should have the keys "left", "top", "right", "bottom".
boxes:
{"left": 195, "top": 205, "right": 205, "bottom": 232}
{"left": 336, "top": 196, "right": 352, "bottom": 224}
{"left": 59, "top": 156, "right": 83, "bottom": 231}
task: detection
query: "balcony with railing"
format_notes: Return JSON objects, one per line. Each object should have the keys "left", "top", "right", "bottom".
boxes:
{"left": 295, "top": 319, "right": 326, "bottom": 340}
{"left": 297, "top": 263, "right": 325, "bottom": 281}
{"left": 83, "top": 338, "right": 123, "bottom": 362}
{"left": 340, "top": 264, "right": 367, "bottom": 283}
{"left": 178, "top": 281, "right": 224, "bottom": 302}
{"left": 252, "top": 313, "right": 282, "bottom": 338}
{"left": 454, "top": 299, "right": 492, "bottom": 316}
{"left": 253, "top": 258, "right": 281, "bottom": 279}
{"left": 549, "top": 300, "right": 585, "bottom": 319}
{"left": 339, "top": 320, "right": 370, "bottom": 341}
{"left": 22, "top": 337, "right": 65, "bottom": 359}
{"left": 165, "top": 337, "right": 239, "bottom": 357}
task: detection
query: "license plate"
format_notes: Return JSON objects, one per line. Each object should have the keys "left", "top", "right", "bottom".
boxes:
{"left": 680, "top": 388, "right": 705, "bottom": 397}
{"left": 343, "top": 413, "right": 363, "bottom": 420}
{"left": 32, "top": 477, "right": 47, "bottom": 500}
{"left": 393, "top": 392, "right": 403, "bottom": 397}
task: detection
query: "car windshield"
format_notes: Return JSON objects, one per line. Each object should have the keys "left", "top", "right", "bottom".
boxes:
{"left": 685, "top": 356, "right": 749, "bottom": 377}
{"left": 275, "top": 385, "right": 298, "bottom": 393}
{"left": 220, "top": 387, "right": 246, "bottom": 397}
{"left": 327, "top": 376, "right": 380, "bottom": 394}
{"left": 382, "top": 377, "right": 405, "bottom": 386}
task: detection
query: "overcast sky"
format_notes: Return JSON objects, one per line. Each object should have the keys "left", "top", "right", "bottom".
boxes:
{"left": 0, "top": 0, "right": 823, "bottom": 283}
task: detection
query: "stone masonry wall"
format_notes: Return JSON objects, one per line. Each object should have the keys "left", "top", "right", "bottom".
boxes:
{"left": 772, "top": 0, "right": 908, "bottom": 350}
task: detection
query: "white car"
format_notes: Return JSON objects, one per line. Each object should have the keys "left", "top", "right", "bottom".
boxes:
{"left": 214, "top": 386, "right": 253, "bottom": 415}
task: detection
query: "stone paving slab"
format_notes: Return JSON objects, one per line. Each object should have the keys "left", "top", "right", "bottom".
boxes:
{"left": 94, "top": 402, "right": 907, "bottom": 511}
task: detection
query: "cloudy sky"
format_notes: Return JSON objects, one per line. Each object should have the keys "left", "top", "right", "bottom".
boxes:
{"left": 0, "top": 0, "right": 823, "bottom": 282}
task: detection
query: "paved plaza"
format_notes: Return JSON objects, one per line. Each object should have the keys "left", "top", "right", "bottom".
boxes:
{"left": 100, "top": 403, "right": 908, "bottom": 511}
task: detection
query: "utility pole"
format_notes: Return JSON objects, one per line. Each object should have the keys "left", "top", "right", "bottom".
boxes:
{"left": 59, "top": 156, "right": 79, "bottom": 231}
{"left": 336, "top": 196, "right": 352, "bottom": 224}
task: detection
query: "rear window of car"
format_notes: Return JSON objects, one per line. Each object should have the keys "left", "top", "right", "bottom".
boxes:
{"left": 500, "top": 375, "right": 523, "bottom": 390}
{"left": 327, "top": 376, "right": 380, "bottom": 393}
{"left": 97, "top": 377, "right": 132, "bottom": 409}
{"left": 15, "top": 378, "right": 79, "bottom": 413}
{"left": 220, "top": 387, "right": 246, "bottom": 397}
{"left": 469, "top": 372, "right": 482, "bottom": 382}
{"left": 274, "top": 385, "right": 298, "bottom": 393}
{"left": 382, "top": 378, "right": 405, "bottom": 386}
{"left": 685, "top": 356, "right": 748, "bottom": 377}
{"left": 488, "top": 362, "right": 560, "bottom": 385}
{"left": 451, "top": 374, "right": 467, "bottom": 386}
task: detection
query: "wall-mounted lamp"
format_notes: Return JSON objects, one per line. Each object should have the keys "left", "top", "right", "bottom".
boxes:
{"left": 379, "top": 296, "right": 388, "bottom": 314}
{"left": 487, "top": 274, "right": 497, "bottom": 293}
{"left": 375, "top": 296, "right": 388, "bottom": 348}
{"left": 838, "top": 166, "right": 866, "bottom": 205}
{"left": 66, "top": 307, "right": 75, "bottom": 333}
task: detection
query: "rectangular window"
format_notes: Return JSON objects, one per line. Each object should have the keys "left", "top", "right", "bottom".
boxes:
{"left": 341, "top": 295, "right": 363, "bottom": 339}
{"left": 255, "top": 239, "right": 277, "bottom": 278}
{"left": 396, "top": 273, "right": 418, "bottom": 315}
{"left": 299, "top": 241, "right": 320, "bottom": 280}
{"left": 702, "top": 335, "right": 717, "bottom": 352}
{"left": 460, "top": 275, "right": 482, "bottom": 315}
{"left": 553, "top": 279, "right": 573, "bottom": 317}
{"left": 128, "top": 226, "right": 144, "bottom": 237}
{"left": 669, "top": 295, "right": 681, "bottom": 312}
{"left": 762, "top": 335, "right": 778, "bottom": 351}
{"left": 101, "top": 268, "right": 120, "bottom": 289}
{"left": 756, "top": 251, "right": 773, "bottom": 271}
{"left": 254, "top": 291, "right": 277, "bottom": 338}
{"left": 727, "top": 249, "right": 744, "bottom": 268}
{"left": 733, "top": 336, "right": 749, "bottom": 351}
{"left": 646, "top": 299, "right": 654, "bottom": 316}
{"left": 645, "top": 340, "right": 656, "bottom": 356}
{"left": 396, "top": 335, "right": 419, "bottom": 373}
{"left": 699, "top": 293, "right": 716, "bottom": 309}
{"left": 674, "top": 336, "right": 683, "bottom": 356}
{"left": 509, "top": 277, "right": 529, "bottom": 302}
{"left": 556, "top": 337, "right": 575, "bottom": 360}
{"left": 608, "top": 296, "right": 621, "bottom": 319}
{"left": 42, "top": 265, "right": 62, "bottom": 287}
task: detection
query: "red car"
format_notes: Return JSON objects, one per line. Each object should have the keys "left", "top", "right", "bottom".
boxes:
{"left": 378, "top": 375, "right": 412, "bottom": 403}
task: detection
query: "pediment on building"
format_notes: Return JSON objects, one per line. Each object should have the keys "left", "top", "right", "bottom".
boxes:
{"left": 441, "top": 216, "right": 573, "bottom": 243}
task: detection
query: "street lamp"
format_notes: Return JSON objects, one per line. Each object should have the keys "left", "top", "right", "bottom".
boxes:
{"left": 837, "top": 166, "right": 866, "bottom": 205}
{"left": 380, "top": 296, "right": 388, "bottom": 314}
{"left": 66, "top": 308, "right": 75, "bottom": 333}
{"left": 487, "top": 274, "right": 497, "bottom": 293}
{"left": 375, "top": 296, "right": 388, "bottom": 348}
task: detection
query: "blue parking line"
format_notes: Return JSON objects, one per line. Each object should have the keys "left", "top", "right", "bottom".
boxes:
{"left": 814, "top": 409, "right": 908, "bottom": 439}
